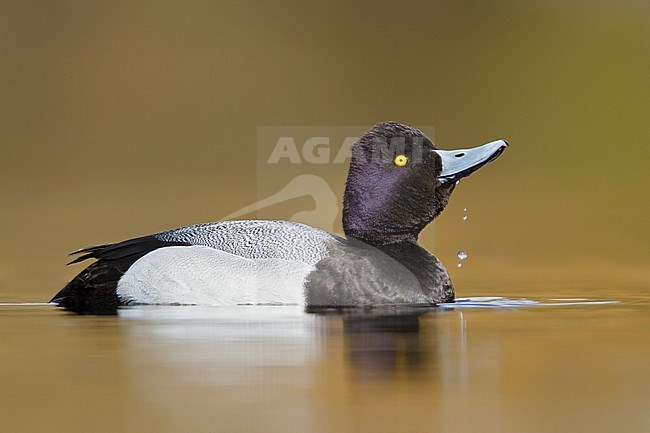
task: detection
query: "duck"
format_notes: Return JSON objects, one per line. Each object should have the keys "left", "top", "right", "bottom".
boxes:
{"left": 50, "top": 122, "right": 507, "bottom": 314}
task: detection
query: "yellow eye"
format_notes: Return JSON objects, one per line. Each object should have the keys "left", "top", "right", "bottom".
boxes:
{"left": 394, "top": 154, "right": 408, "bottom": 167}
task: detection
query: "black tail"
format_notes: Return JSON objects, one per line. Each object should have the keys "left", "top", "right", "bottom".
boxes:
{"left": 51, "top": 235, "right": 189, "bottom": 314}
{"left": 50, "top": 259, "right": 129, "bottom": 315}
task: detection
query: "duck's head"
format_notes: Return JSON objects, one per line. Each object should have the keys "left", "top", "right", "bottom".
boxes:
{"left": 343, "top": 122, "right": 507, "bottom": 244}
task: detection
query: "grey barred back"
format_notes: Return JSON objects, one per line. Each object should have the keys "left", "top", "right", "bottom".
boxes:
{"left": 154, "top": 220, "right": 339, "bottom": 265}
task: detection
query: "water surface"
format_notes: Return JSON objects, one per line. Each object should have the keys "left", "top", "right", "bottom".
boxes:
{"left": 2, "top": 288, "right": 649, "bottom": 433}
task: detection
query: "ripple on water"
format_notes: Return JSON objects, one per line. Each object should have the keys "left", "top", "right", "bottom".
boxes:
{"left": 441, "top": 297, "right": 618, "bottom": 309}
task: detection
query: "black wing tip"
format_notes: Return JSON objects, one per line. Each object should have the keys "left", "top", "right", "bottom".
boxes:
{"left": 66, "top": 244, "right": 109, "bottom": 265}
{"left": 65, "top": 235, "right": 186, "bottom": 265}
{"left": 67, "top": 253, "right": 97, "bottom": 265}
{"left": 68, "top": 244, "right": 109, "bottom": 256}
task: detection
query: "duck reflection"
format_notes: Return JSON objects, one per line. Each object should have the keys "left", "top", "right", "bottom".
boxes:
{"left": 119, "top": 305, "right": 466, "bottom": 384}
{"left": 307, "top": 306, "right": 444, "bottom": 378}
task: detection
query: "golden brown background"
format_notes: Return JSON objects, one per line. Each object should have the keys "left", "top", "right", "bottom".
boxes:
{"left": 1, "top": 1, "right": 648, "bottom": 301}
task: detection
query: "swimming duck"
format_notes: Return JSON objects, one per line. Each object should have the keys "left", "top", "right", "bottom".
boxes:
{"left": 50, "top": 122, "right": 507, "bottom": 313}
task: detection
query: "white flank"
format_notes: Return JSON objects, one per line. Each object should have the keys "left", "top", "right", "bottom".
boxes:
{"left": 116, "top": 246, "right": 313, "bottom": 306}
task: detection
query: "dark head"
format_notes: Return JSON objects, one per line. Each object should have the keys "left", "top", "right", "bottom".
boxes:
{"left": 343, "top": 122, "right": 507, "bottom": 245}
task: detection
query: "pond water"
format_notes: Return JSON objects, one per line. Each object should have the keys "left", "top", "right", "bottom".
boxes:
{"left": 1, "top": 287, "right": 649, "bottom": 433}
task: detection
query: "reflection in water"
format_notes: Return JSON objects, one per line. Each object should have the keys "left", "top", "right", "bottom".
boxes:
{"left": 109, "top": 305, "right": 485, "bottom": 432}
{"left": 119, "top": 305, "right": 471, "bottom": 384}
{"left": 19, "top": 297, "right": 619, "bottom": 386}
{"left": 344, "top": 312, "right": 426, "bottom": 376}
{"left": 119, "top": 306, "right": 322, "bottom": 386}
{"left": 118, "top": 306, "right": 448, "bottom": 385}
{"left": 3, "top": 296, "right": 648, "bottom": 433}
{"left": 333, "top": 308, "right": 431, "bottom": 378}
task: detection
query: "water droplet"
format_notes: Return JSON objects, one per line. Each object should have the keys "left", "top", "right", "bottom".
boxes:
{"left": 457, "top": 262, "right": 463, "bottom": 268}
{"left": 457, "top": 250, "right": 468, "bottom": 261}
{"left": 462, "top": 215, "right": 468, "bottom": 221}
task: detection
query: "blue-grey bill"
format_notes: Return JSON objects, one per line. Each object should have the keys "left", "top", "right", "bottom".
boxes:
{"left": 436, "top": 139, "right": 508, "bottom": 184}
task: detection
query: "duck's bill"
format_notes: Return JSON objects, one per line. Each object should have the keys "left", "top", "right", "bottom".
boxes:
{"left": 436, "top": 139, "right": 508, "bottom": 184}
